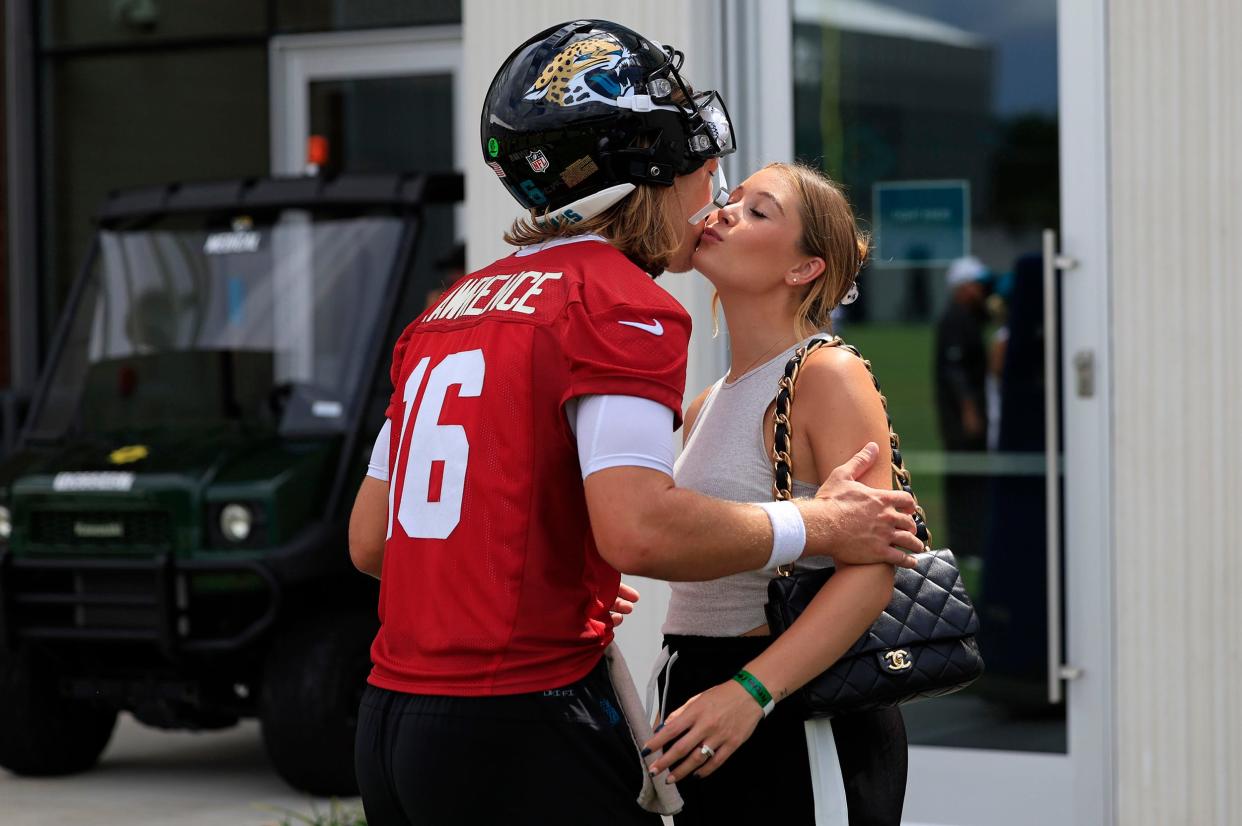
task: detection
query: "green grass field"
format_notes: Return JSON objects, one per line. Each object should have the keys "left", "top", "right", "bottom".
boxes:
{"left": 837, "top": 324, "right": 949, "bottom": 557}
{"left": 842, "top": 323, "right": 941, "bottom": 452}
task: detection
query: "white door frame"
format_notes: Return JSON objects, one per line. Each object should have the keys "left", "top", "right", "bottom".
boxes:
{"left": 1056, "top": 0, "right": 1115, "bottom": 822}
{"left": 730, "top": 1, "right": 1115, "bottom": 824}
{"left": 269, "top": 25, "right": 465, "bottom": 176}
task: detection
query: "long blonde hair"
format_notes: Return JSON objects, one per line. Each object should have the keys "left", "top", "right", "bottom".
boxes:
{"left": 504, "top": 183, "right": 685, "bottom": 276}
{"left": 770, "top": 162, "right": 869, "bottom": 338}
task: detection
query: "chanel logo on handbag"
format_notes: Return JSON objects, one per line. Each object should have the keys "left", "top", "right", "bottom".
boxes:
{"left": 882, "top": 649, "right": 913, "bottom": 672}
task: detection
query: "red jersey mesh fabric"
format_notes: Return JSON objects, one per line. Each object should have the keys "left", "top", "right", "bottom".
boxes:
{"left": 369, "top": 239, "right": 691, "bottom": 696}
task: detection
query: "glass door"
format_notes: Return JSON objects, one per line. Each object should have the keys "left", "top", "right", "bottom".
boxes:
{"left": 790, "top": 2, "right": 1083, "bottom": 823}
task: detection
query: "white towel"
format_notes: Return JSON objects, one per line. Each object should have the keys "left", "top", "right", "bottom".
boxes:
{"left": 603, "top": 642, "right": 684, "bottom": 815}
{"left": 805, "top": 718, "right": 850, "bottom": 825}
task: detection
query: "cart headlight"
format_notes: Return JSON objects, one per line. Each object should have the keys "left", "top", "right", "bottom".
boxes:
{"left": 219, "top": 503, "right": 253, "bottom": 543}
{"left": 0, "top": 505, "right": 10, "bottom": 540}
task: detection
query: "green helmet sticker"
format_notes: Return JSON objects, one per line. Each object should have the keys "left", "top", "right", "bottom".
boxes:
{"left": 487, "top": 138, "right": 500, "bottom": 157}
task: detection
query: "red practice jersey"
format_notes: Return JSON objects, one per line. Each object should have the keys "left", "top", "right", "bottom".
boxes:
{"left": 369, "top": 238, "right": 691, "bottom": 696}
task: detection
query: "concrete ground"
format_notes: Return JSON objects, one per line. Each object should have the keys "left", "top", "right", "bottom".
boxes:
{"left": 0, "top": 714, "right": 360, "bottom": 826}
{"left": 0, "top": 709, "right": 962, "bottom": 826}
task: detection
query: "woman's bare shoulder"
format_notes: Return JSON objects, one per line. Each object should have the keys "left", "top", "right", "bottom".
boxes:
{"left": 796, "top": 344, "right": 879, "bottom": 405}
{"left": 793, "top": 344, "right": 892, "bottom": 487}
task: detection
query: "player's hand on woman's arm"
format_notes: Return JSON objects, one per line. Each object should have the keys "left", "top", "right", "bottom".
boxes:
{"left": 797, "top": 442, "right": 922, "bottom": 567}
{"left": 585, "top": 446, "right": 920, "bottom": 580}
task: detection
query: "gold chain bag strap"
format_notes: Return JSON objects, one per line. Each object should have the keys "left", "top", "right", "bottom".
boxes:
{"left": 762, "top": 336, "right": 985, "bottom": 718}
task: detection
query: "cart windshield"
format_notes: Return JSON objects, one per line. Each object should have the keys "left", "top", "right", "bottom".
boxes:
{"left": 29, "top": 210, "right": 407, "bottom": 440}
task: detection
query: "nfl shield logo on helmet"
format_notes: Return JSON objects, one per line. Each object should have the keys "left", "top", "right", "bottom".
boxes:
{"left": 526, "top": 150, "right": 550, "bottom": 173}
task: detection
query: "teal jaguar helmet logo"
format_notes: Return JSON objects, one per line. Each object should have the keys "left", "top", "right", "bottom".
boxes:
{"left": 523, "top": 34, "right": 632, "bottom": 107}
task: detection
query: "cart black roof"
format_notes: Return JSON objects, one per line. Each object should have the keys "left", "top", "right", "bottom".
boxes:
{"left": 96, "top": 172, "right": 463, "bottom": 227}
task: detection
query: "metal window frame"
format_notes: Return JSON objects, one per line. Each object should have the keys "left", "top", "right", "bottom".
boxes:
{"left": 6, "top": 1, "right": 40, "bottom": 394}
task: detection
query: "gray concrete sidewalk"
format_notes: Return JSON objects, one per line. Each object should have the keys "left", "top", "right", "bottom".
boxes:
{"left": 0, "top": 714, "right": 360, "bottom": 826}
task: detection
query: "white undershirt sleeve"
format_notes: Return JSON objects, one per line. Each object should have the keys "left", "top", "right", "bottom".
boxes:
{"left": 568, "top": 394, "right": 676, "bottom": 480}
{"left": 366, "top": 419, "right": 392, "bottom": 482}
{"left": 370, "top": 396, "right": 673, "bottom": 484}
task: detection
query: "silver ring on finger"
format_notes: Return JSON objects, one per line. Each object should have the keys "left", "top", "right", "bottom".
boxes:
{"left": 698, "top": 744, "right": 715, "bottom": 760}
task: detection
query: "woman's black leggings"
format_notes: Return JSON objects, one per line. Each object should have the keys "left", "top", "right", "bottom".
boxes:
{"left": 661, "top": 634, "right": 908, "bottom": 826}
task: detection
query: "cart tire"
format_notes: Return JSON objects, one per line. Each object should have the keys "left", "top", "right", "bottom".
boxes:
{"left": 0, "top": 646, "right": 118, "bottom": 776}
{"left": 260, "top": 611, "right": 376, "bottom": 796}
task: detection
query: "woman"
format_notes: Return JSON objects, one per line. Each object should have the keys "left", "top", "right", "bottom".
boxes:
{"left": 347, "top": 22, "right": 921, "bottom": 826}
{"left": 644, "top": 162, "right": 909, "bottom": 825}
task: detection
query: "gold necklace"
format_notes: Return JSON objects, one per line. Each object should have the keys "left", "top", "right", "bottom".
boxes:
{"left": 727, "top": 337, "right": 797, "bottom": 383}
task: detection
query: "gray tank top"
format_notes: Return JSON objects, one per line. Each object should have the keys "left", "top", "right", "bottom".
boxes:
{"left": 663, "top": 338, "right": 833, "bottom": 637}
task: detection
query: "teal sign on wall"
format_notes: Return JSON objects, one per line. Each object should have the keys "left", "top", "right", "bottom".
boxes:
{"left": 872, "top": 180, "right": 970, "bottom": 267}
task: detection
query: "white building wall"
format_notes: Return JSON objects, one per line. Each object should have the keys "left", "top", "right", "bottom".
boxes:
{"left": 1108, "top": 1, "right": 1242, "bottom": 823}
{"left": 461, "top": 0, "right": 729, "bottom": 685}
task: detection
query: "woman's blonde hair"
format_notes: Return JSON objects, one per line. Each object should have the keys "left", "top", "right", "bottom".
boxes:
{"left": 503, "top": 182, "right": 686, "bottom": 276}
{"left": 769, "top": 162, "right": 869, "bottom": 339}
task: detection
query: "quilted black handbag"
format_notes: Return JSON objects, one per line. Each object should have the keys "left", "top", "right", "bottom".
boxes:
{"left": 763, "top": 337, "right": 985, "bottom": 718}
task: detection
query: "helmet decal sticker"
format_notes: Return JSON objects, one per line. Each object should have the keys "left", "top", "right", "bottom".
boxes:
{"left": 559, "top": 155, "right": 599, "bottom": 189}
{"left": 525, "top": 149, "right": 550, "bottom": 173}
{"left": 524, "top": 35, "right": 642, "bottom": 107}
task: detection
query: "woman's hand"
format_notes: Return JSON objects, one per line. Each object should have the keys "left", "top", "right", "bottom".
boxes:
{"left": 642, "top": 680, "right": 764, "bottom": 781}
{"left": 609, "top": 582, "right": 640, "bottom": 627}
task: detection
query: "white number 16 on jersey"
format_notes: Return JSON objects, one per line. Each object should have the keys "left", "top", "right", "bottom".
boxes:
{"left": 387, "top": 349, "right": 485, "bottom": 540}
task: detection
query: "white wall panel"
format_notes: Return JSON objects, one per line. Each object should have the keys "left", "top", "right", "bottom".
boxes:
{"left": 1109, "top": 0, "right": 1242, "bottom": 822}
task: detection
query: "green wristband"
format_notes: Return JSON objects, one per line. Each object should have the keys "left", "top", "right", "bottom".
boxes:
{"left": 732, "top": 669, "right": 776, "bottom": 717}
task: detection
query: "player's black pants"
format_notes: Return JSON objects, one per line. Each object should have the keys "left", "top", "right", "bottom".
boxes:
{"left": 661, "top": 634, "right": 908, "bottom": 826}
{"left": 355, "top": 657, "right": 660, "bottom": 826}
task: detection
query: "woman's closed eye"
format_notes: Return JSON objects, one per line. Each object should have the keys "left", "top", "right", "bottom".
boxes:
{"left": 749, "top": 207, "right": 767, "bottom": 219}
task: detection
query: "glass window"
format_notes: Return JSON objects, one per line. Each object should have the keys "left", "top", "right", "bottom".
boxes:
{"left": 32, "top": 214, "right": 407, "bottom": 439}
{"left": 309, "top": 75, "right": 454, "bottom": 175}
{"left": 793, "top": 0, "right": 1061, "bottom": 752}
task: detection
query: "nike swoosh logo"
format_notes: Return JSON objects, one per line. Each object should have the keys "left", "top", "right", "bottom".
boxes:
{"left": 618, "top": 319, "right": 664, "bottom": 336}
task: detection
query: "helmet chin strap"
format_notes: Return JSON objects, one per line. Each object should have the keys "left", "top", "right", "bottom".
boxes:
{"left": 534, "top": 183, "right": 636, "bottom": 228}
{"left": 688, "top": 165, "right": 730, "bottom": 225}
{"left": 534, "top": 164, "right": 729, "bottom": 230}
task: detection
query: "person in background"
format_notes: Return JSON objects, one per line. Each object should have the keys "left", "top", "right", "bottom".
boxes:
{"left": 935, "top": 255, "right": 991, "bottom": 560}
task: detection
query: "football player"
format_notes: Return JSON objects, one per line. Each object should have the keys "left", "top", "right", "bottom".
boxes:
{"left": 348, "top": 20, "right": 922, "bottom": 826}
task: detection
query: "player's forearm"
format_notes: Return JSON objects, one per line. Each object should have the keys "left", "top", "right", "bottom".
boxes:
{"left": 595, "top": 481, "right": 773, "bottom": 581}
{"left": 348, "top": 476, "right": 388, "bottom": 579}
{"left": 348, "top": 530, "right": 384, "bottom": 579}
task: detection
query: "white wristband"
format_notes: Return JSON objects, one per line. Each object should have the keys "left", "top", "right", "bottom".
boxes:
{"left": 757, "top": 500, "right": 806, "bottom": 571}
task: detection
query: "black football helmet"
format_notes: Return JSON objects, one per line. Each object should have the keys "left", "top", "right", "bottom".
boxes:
{"left": 481, "top": 19, "right": 736, "bottom": 227}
